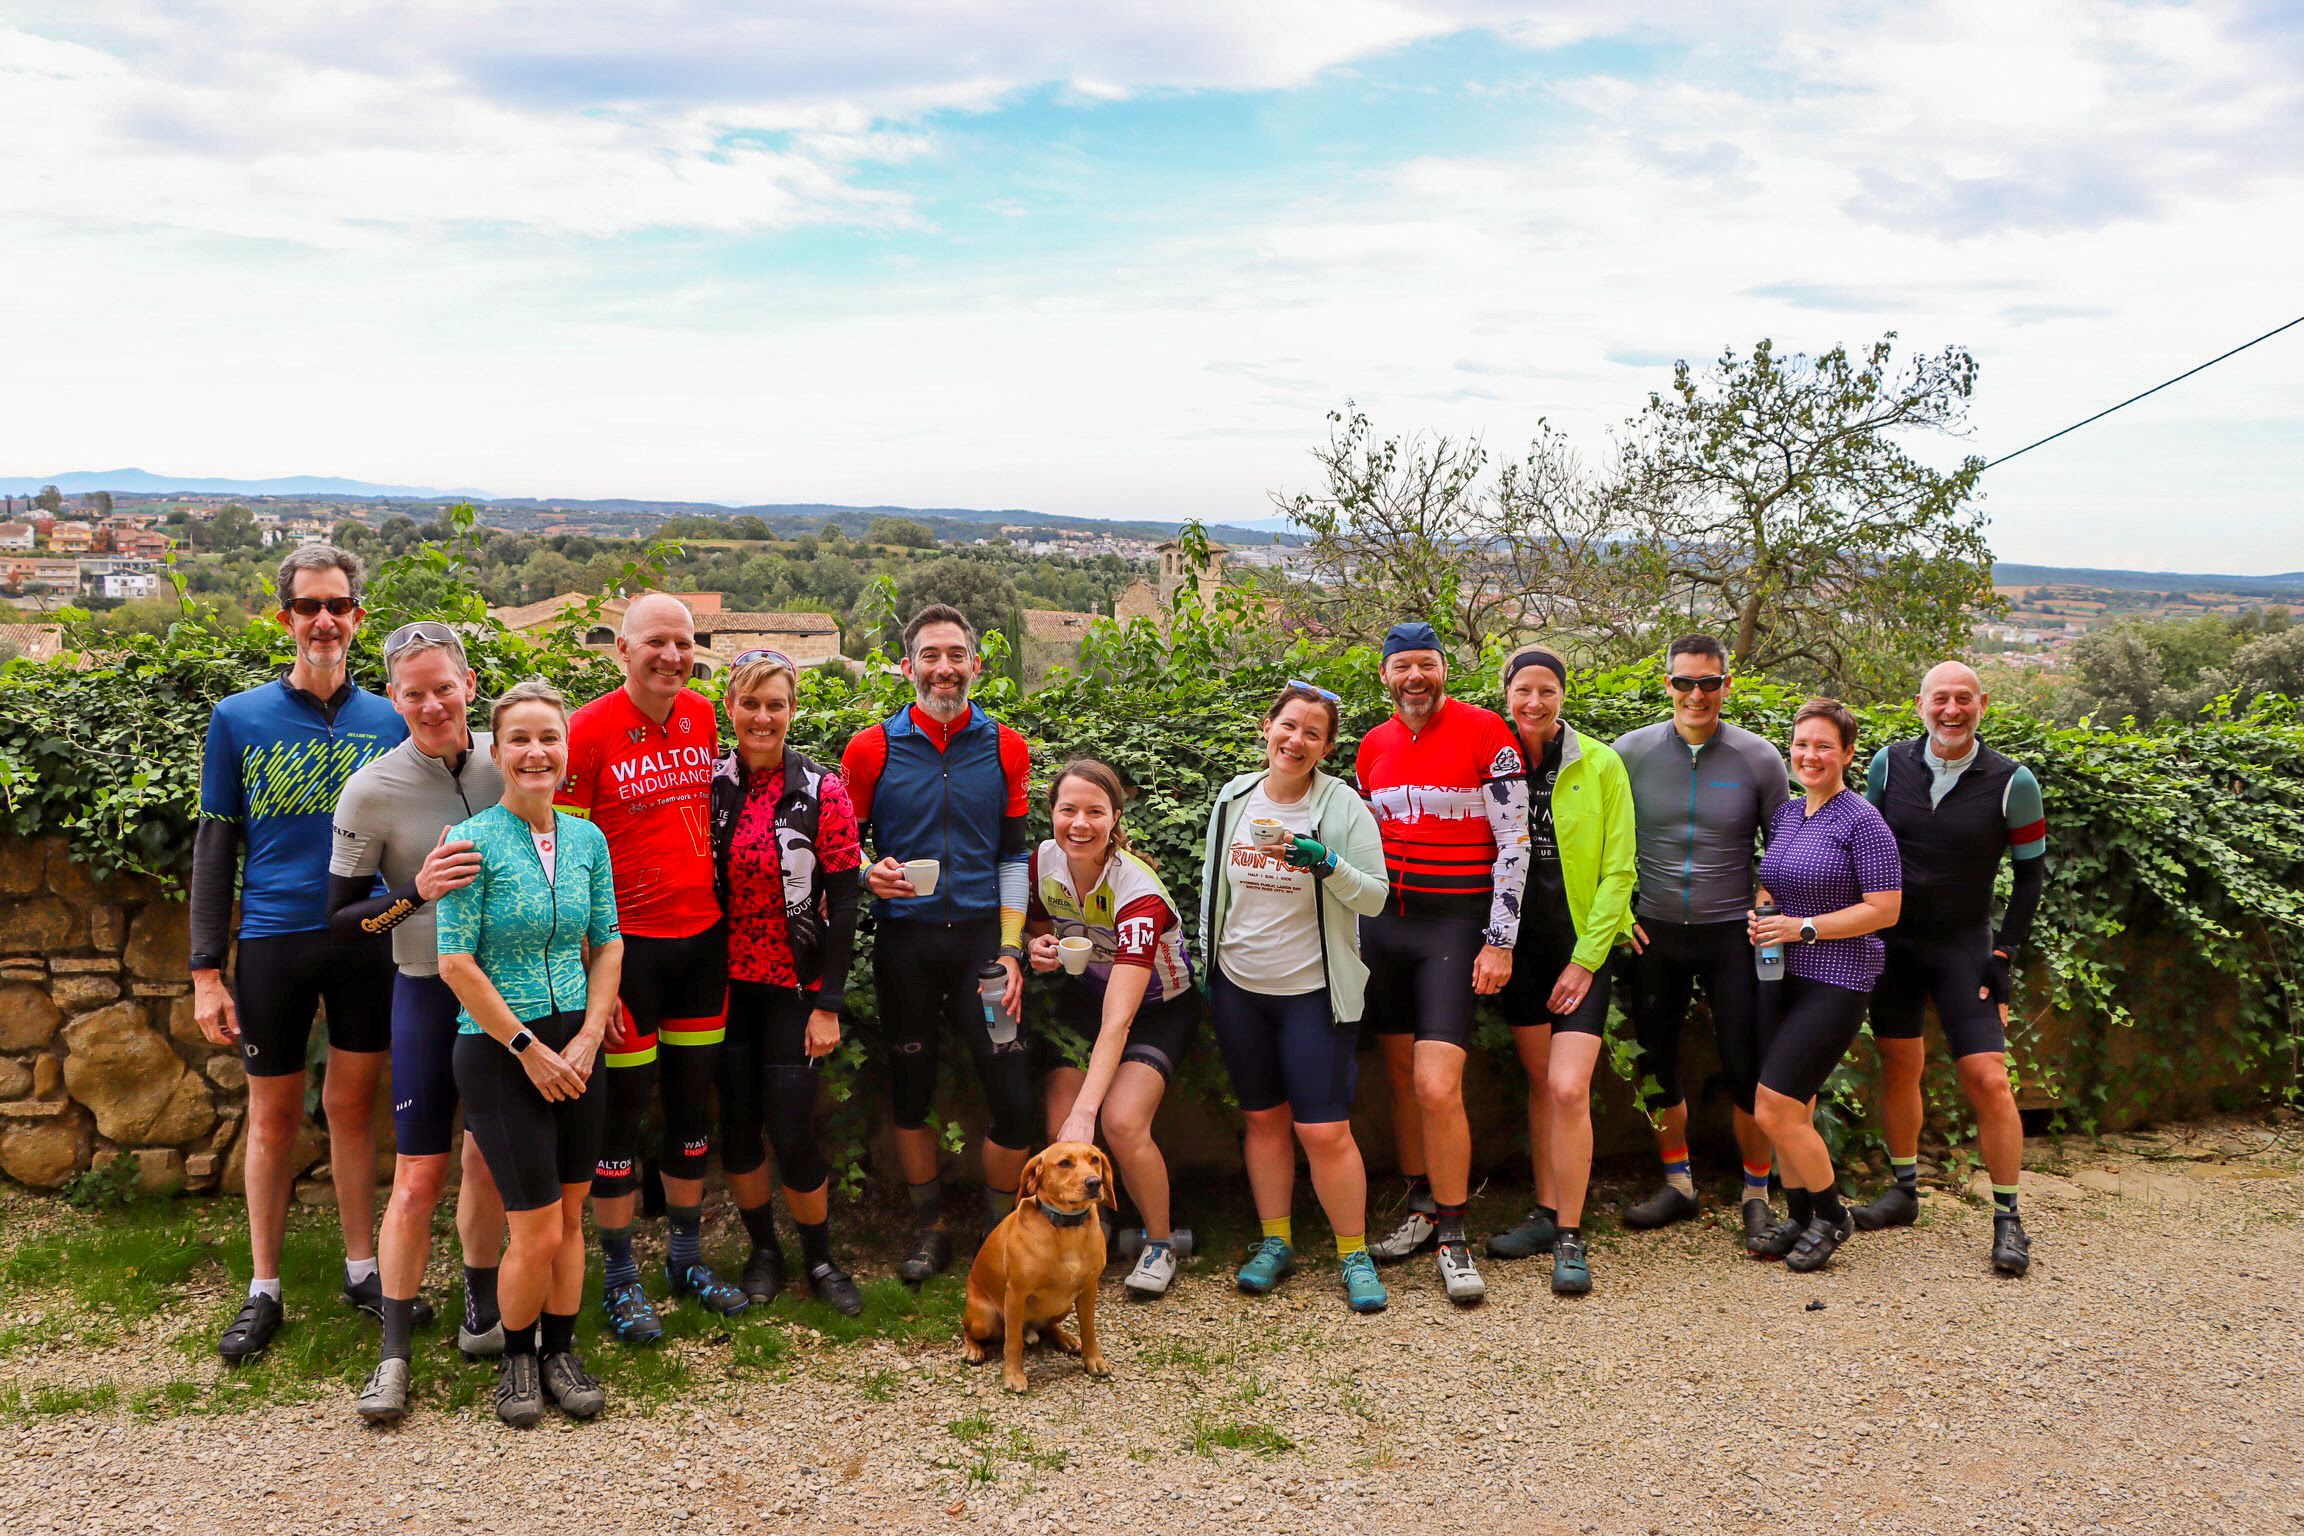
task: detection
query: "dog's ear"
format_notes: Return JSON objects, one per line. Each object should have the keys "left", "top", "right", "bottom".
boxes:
{"left": 1094, "top": 1148, "right": 1120, "bottom": 1210}
{"left": 1017, "top": 1151, "right": 1046, "bottom": 1205}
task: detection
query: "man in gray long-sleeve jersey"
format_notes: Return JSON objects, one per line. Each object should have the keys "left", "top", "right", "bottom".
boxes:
{"left": 1611, "top": 633, "right": 1791, "bottom": 1252}
{"left": 326, "top": 621, "right": 507, "bottom": 1422}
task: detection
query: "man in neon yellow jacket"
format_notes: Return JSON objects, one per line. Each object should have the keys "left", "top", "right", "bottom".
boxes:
{"left": 1484, "top": 647, "right": 1638, "bottom": 1295}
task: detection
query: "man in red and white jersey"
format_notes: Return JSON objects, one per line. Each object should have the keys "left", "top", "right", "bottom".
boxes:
{"left": 1354, "top": 621, "right": 1529, "bottom": 1305}
{"left": 557, "top": 594, "right": 747, "bottom": 1343}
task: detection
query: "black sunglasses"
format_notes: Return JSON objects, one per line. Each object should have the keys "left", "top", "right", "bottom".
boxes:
{"left": 733, "top": 648, "right": 797, "bottom": 671}
{"left": 383, "top": 620, "right": 457, "bottom": 657}
{"left": 284, "top": 596, "right": 358, "bottom": 618}
{"left": 1284, "top": 678, "right": 1341, "bottom": 703}
{"left": 1668, "top": 673, "right": 1728, "bottom": 694}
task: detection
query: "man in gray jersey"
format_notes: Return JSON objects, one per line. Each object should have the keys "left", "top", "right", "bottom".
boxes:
{"left": 1612, "top": 633, "right": 1791, "bottom": 1249}
{"left": 327, "top": 622, "right": 508, "bottom": 1423}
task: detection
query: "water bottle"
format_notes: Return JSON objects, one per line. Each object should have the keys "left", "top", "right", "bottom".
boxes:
{"left": 977, "top": 961, "right": 1019, "bottom": 1046}
{"left": 1754, "top": 898, "right": 1786, "bottom": 981}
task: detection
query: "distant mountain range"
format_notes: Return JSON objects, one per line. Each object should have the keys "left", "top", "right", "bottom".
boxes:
{"left": 0, "top": 468, "right": 493, "bottom": 499}
{"left": 1993, "top": 563, "right": 2304, "bottom": 597}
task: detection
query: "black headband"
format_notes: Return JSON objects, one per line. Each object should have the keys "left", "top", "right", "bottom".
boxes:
{"left": 1504, "top": 648, "right": 1567, "bottom": 689}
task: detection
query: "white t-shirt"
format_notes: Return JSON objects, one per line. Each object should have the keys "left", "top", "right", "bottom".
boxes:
{"left": 532, "top": 824, "right": 557, "bottom": 883}
{"left": 1218, "top": 785, "right": 1324, "bottom": 996}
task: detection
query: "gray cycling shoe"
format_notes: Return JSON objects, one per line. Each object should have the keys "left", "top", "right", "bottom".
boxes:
{"left": 458, "top": 1320, "right": 506, "bottom": 1359}
{"left": 541, "top": 1351, "right": 606, "bottom": 1420}
{"left": 1436, "top": 1239, "right": 1487, "bottom": 1305}
{"left": 355, "top": 1358, "right": 409, "bottom": 1424}
{"left": 1624, "top": 1184, "right": 1700, "bottom": 1229}
{"left": 1369, "top": 1208, "right": 1439, "bottom": 1264}
{"left": 1486, "top": 1210, "right": 1558, "bottom": 1259}
{"left": 495, "top": 1353, "right": 544, "bottom": 1428}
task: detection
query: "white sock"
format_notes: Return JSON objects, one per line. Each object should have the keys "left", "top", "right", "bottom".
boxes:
{"left": 1665, "top": 1170, "right": 1696, "bottom": 1199}
{"left": 250, "top": 1276, "right": 282, "bottom": 1301}
{"left": 345, "top": 1257, "right": 379, "bottom": 1285}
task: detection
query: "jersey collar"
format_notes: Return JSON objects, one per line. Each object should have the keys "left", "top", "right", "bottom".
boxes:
{"left": 906, "top": 701, "right": 977, "bottom": 750}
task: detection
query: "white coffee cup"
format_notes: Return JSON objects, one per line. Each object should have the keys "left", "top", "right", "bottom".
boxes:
{"left": 901, "top": 858, "right": 941, "bottom": 897}
{"left": 1058, "top": 936, "right": 1094, "bottom": 975}
{"left": 1249, "top": 817, "right": 1288, "bottom": 849}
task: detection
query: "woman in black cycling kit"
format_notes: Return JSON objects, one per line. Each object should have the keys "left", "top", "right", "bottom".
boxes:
{"left": 708, "top": 650, "right": 866, "bottom": 1316}
{"left": 437, "top": 680, "right": 623, "bottom": 1427}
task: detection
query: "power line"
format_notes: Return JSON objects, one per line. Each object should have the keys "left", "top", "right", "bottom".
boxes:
{"left": 1985, "top": 311, "right": 2304, "bottom": 471}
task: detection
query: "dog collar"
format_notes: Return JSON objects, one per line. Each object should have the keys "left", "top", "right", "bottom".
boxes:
{"left": 1036, "top": 1199, "right": 1092, "bottom": 1228}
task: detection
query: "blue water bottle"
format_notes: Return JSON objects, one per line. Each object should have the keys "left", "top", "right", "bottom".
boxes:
{"left": 1754, "top": 898, "right": 1785, "bottom": 982}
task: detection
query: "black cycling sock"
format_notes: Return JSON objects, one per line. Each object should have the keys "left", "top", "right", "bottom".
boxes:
{"left": 1813, "top": 1187, "right": 1845, "bottom": 1227}
{"left": 1891, "top": 1157, "right": 1919, "bottom": 1194}
{"left": 908, "top": 1178, "right": 944, "bottom": 1229}
{"left": 1534, "top": 1204, "right": 1557, "bottom": 1227}
{"left": 739, "top": 1201, "right": 780, "bottom": 1253}
{"left": 667, "top": 1205, "right": 704, "bottom": 1273}
{"left": 798, "top": 1219, "right": 832, "bottom": 1272}
{"left": 1434, "top": 1203, "right": 1467, "bottom": 1244}
{"left": 1993, "top": 1184, "right": 2020, "bottom": 1219}
{"left": 984, "top": 1186, "right": 1015, "bottom": 1226}
{"left": 1407, "top": 1175, "right": 1436, "bottom": 1214}
{"left": 502, "top": 1318, "right": 539, "bottom": 1358}
{"left": 381, "top": 1297, "right": 416, "bottom": 1364}
{"left": 540, "top": 1310, "right": 577, "bottom": 1357}
{"left": 1786, "top": 1187, "right": 1815, "bottom": 1227}
{"left": 1557, "top": 1225, "right": 1581, "bottom": 1247}
{"left": 463, "top": 1265, "right": 500, "bottom": 1332}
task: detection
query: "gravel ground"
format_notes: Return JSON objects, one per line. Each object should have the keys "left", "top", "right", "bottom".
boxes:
{"left": 8, "top": 1117, "right": 2304, "bottom": 1536}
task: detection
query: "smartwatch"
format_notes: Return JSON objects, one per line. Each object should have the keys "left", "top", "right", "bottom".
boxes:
{"left": 507, "top": 1027, "right": 535, "bottom": 1056}
{"left": 1798, "top": 919, "right": 1818, "bottom": 945}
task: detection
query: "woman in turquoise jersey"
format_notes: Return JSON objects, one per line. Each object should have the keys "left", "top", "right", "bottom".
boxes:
{"left": 438, "top": 680, "right": 624, "bottom": 1429}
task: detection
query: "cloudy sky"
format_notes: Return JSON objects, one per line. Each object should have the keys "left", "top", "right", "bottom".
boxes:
{"left": 4, "top": 2, "right": 2300, "bottom": 571}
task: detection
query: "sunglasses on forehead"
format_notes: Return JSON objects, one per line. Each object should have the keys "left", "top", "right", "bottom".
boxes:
{"left": 1668, "top": 673, "right": 1728, "bottom": 693}
{"left": 733, "top": 648, "right": 797, "bottom": 671}
{"left": 284, "top": 596, "right": 359, "bottom": 618}
{"left": 383, "top": 620, "right": 457, "bottom": 657}
{"left": 1284, "top": 678, "right": 1341, "bottom": 703}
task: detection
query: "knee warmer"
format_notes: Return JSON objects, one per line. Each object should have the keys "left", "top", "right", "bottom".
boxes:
{"left": 764, "top": 1065, "right": 828, "bottom": 1193}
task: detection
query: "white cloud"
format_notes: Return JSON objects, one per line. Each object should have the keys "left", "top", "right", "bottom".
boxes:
{"left": 2, "top": 2, "right": 2300, "bottom": 569}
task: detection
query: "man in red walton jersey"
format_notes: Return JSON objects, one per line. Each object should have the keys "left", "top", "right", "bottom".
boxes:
{"left": 1355, "top": 621, "right": 1530, "bottom": 1306}
{"left": 558, "top": 594, "right": 747, "bottom": 1343}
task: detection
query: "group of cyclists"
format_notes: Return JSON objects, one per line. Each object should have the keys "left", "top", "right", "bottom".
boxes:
{"left": 190, "top": 543, "right": 2048, "bottom": 1430}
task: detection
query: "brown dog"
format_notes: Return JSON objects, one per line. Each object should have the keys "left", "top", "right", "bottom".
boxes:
{"left": 961, "top": 1142, "right": 1117, "bottom": 1392}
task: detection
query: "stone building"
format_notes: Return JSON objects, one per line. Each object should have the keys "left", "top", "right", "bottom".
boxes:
{"left": 490, "top": 590, "right": 842, "bottom": 679}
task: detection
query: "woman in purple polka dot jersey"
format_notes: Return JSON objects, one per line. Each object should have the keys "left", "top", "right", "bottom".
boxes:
{"left": 1747, "top": 698, "right": 1903, "bottom": 1273}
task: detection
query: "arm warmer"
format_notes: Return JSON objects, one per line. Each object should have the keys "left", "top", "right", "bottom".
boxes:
{"left": 1996, "top": 855, "right": 2046, "bottom": 957}
{"left": 997, "top": 812, "right": 1030, "bottom": 952}
{"left": 1481, "top": 771, "right": 1531, "bottom": 950}
{"left": 816, "top": 867, "right": 862, "bottom": 997}
{"left": 188, "top": 819, "right": 241, "bottom": 973}
{"left": 327, "top": 871, "right": 424, "bottom": 944}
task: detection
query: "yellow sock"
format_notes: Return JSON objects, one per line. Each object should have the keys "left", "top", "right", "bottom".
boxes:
{"left": 1261, "top": 1217, "right": 1293, "bottom": 1246}
{"left": 1335, "top": 1232, "right": 1366, "bottom": 1259}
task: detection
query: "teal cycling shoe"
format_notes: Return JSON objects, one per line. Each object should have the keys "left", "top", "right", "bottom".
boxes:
{"left": 1339, "top": 1250, "right": 1388, "bottom": 1314}
{"left": 1235, "top": 1236, "right": 1295, "bottom": 1295}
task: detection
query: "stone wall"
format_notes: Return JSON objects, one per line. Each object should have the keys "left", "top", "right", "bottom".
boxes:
{"left": 0, "top": 835, "right": 234, "bottom": 1192}
{"left": 0, "top": 827, "right": 2285, "bottom": 1195}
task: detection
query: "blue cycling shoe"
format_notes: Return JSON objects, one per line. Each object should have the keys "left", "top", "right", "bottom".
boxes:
{"left": 667, "top": 1260, "right": 751, "bottom": 1317}
{"left": 601, "top": 1278, "right": 664, "bottom": 1345}
{"left": 1339, "top": 1250, "right": 1388, "bottom": 1314}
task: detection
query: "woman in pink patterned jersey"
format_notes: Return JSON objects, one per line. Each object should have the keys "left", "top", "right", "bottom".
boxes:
{"left": 707, "top": 651, "right": 865, "bottom": 1315}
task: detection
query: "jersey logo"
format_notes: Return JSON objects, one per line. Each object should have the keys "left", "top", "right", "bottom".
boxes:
{"left": 627, "top": 726, "right": 648, "bottom": 745}
{"left": 1486, "top": 746, "right": 1523, "bottom": 778}
{"left": 678, "top": 716, "right": 693, "bottom": 734}
{"left": 1118, "top": 914, "right": 1158, "bottom": 952}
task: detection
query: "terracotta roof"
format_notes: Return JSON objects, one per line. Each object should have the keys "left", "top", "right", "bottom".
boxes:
{"left": 0, "top": 623, "right": 66, "bottom": 663}
{"left": 696, "top": 610, "right": 840, "bottom": 636}
{"left": 1022, "top": 608, "right": 1093, "bottom": 641}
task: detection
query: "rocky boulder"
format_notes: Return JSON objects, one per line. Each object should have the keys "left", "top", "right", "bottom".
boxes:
{"left": 60, "top": 1002, "right": 217, "bottom": 1146}
{"left": 0, "top": 984, "right": 62, "bottom": 1051}
{"left": 0, "top": 1116, "right": 84, "bottom": 1188}
{"left": 124, "top": 904, "right": 189, "bottom": 980}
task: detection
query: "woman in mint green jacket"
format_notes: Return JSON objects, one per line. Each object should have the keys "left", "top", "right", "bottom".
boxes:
{"left": 1199, "top": 682, "right": 1390, "bottom": 1314}
{"left": 1484, "top": 648, "right": 1637, "bottom": 1296}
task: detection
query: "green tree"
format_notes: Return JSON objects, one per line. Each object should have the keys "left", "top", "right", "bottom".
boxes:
{"left": 34, "top": 485, "right": 62, "bottom": 513}
{"left": 869, "top": 516, "right": 936, "bottom": 549}
{"left": 893, "top": 555, "right": 1021, "bottom": 651}
{"left": 80, "top": 491, "right": 113, "bottom": 516}
{"left": 1605, "top": 334, "right": 1992, "bottom": 695}
{"left": 206, "top": 504, "right": 262, "bottom": 556}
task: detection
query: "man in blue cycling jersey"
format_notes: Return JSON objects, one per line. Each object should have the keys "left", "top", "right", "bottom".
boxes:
{"left": 191, "top": 544, "right": 408, "bottom": 1364}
